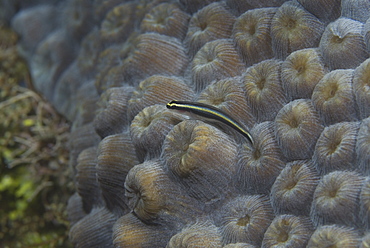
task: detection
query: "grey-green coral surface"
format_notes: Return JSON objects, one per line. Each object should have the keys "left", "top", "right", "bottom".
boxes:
{"left": 5, "top": 0, "right": 370, "bottom": 247}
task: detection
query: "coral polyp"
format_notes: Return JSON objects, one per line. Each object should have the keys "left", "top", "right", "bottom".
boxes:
{"left": 312, "top": 69, "right": 359, "bottom": 125}
{"left": 281, "top": 48, "right": 328, "bottom": 100}
{"left": 93, "top": 86, "right": 134, "bottom": 138}
{"left": 96, "top": 132, "right": 139, "bottom": 215}
{"left": 307, "top": 224, "right": 361, "bottom": 247}
{"left": 353, "top": 58, "right": 370, "bottom": 119}
{"left": 360, "top": 177, "right": 370, "bottom": 229}
{"left": 310, "top": 171, "right": 363, "bottom": 228}
{"left": 184, "top": 2, "right": 235, "bottom": 57}
{"left": 121, "top": 33, "right": 189, "bottom": 84}
{"left": 262, "top": 214, "right": 314, "bottom": 248}
{"left": 215, "top": 195, "right": 274, "bottom": 246}
{"left": 313, "top": 121, "right": 360, "bottom": 175}
{"left": 197, "top": 77, "right": 255, "bottom": 129}
{"left": 270, "top": 160, "right": 319, "bottom": 216}
{"left": 297, "top": 0, "right": 341, "bottom": 24}
{"left": 237, "top": 121, "right": 286, "bottom": 194}
{"left": 241, "top": 59, "right": 287, "bottom": 122}
{"left": 76, "top": 147, "right": 103, "bottom": 213}
{"left": 271, "top": 1, "right": 324, "bottom": 59}
{"left": 112, "top": 213, "right": 174, "bottom": 248}
{"left": 319, "top": 17, "right": 369, "bottom": 70}
{"left": 191, "top": 39, "right": 245, "bottom": 92}
{"left": 167, "top": 220, "right": 223, "bottom": 247}
{"left": 357, "top": 117, "right": 370, "bottom": 175}
{"left": 232, "top": 7, "right": 277, "bottom": 65}
{"left": 124, "top": 160, "right": 198, "bottom": 224}
{"left": 274, "top": 99, "right": 324, "bottom": 160}
{"left": 128, "top": 74, "right": 194, "bottom": 120}
{"left": 140, "top": 3, "right": 190, "bottom": 40}
{"left": 70, "top": 207, "right": 117, "bottom": 248}
{"left": 161, "top": 120, "right": 238, "bottom": 203}
{"left": 130, "top": 105, "right": 186, "bottom": 161}
{"left": 99, "top": 2, "right": 136, "bottom": 44}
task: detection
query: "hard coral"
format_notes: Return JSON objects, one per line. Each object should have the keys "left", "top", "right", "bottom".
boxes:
{"left": 10, "top": 0, "right": 370, "bottom": 247}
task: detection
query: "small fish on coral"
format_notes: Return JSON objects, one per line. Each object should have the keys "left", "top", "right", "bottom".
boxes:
{"left": 8, "top": 0, "right": 370, "bottom": 247}
{"left": 166, "top": 100, "right": 254, "bottom": 144}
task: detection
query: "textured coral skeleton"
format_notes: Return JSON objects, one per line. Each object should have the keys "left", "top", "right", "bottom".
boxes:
{"left": 7, "top": 0, "right": 370, "bottom": 247}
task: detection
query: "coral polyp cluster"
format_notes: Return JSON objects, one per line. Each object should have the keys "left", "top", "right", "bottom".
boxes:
{"left": 6, "top": 0, "right": 370, "bottom": 247}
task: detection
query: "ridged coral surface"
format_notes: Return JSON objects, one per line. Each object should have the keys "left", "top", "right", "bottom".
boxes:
{"left": 8, "top": 0, "right": 370, "bottom": 247}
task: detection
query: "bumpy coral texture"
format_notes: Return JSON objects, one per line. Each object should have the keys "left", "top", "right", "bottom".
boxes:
{"left": 11, "top": 0, "right": 370, "bottom": 247}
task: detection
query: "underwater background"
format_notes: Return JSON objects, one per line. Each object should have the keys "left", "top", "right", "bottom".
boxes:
{"left": 2, "top": 0, "right": 370, "bottom": 247}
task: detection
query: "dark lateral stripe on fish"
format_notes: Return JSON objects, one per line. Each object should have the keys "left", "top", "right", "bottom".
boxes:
{"left": 166, "top": 100, "right": 254, "bottom": 145}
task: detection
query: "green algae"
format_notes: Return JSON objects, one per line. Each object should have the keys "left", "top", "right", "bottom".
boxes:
{"left": 0, "top": 25, "right": 73, "bottom": 248}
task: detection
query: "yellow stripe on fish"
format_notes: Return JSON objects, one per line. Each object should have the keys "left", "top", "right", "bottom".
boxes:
{"left": 166, "top": 100, "right": 254, "bottom": 145}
